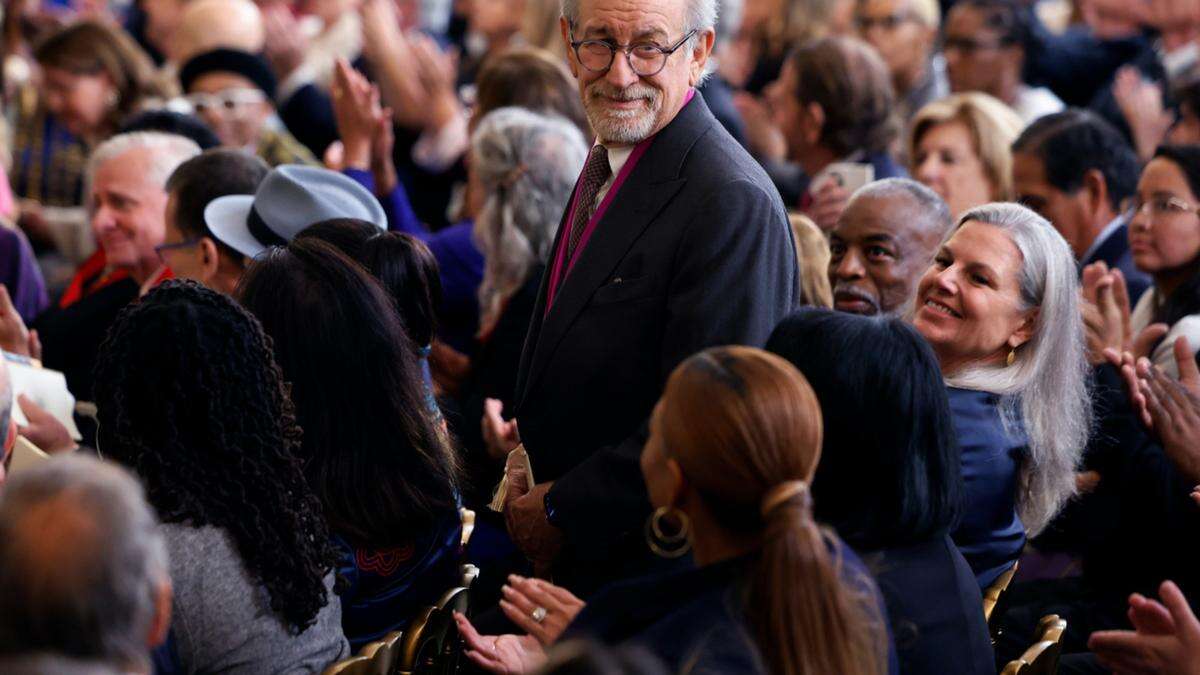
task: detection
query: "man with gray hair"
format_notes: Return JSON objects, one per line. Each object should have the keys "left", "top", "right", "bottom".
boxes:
{"left": 497, "top": 0, "right": 797, "bottom": 593}
{"left": 18, "top": 132, "right": 200, "bottom": 401}
{"left": 0, "top": 455, "right": 172, "bottom": 673}
{"left": 829, "top": 178, "right": 953, "bottom": 316}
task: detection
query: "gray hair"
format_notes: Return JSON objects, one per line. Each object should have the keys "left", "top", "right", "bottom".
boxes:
{"left": 0, "top": 455, "right": 168, "bottom": 669}
{"left": 88, "top": 131, "right": 202, "bottom": 190}
{"left": 472, "top": 107, "right": 588, "bottom": 334}
{"left": 848, "top": 178, "right": 953, "bottom": 236}
{"left": 943, "top": 203, "right": 1091, "bottom": 535}
{"left": 560, "top": 0, "right": 719, "bottom": 81}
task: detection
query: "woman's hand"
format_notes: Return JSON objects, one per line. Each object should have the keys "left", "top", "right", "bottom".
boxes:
{"left": 498, "top": 574, "right": 585, "bottom": 646}
{"left": 1113, "top": 67, "right": 1172, "bottom": 164}
{"left": 1090, "top": 581, "right": 1200, "bottom": 675}
{"left": 1136, "top": 339, "right": 1200, "bottom": 484}
{"left": 454, "top": 611, "right": 547, "bottom": 674}
{"left": 482, "top": 398, "right": 521, "bottom": 460}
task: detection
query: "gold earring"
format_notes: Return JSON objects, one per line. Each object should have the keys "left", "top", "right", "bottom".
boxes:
{"left": 644, "top": 506, "right": 691, "bottom": 558}
{"left": 1006, "top": 348, "right": 1016, "bottom": 367}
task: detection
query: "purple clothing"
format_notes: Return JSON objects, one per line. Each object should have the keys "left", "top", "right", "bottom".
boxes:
{"left": 343, "top": 169, "right": 484, "bottom": 351}
{"left": 0, "top": 227, "right": 49, "bottom": 323}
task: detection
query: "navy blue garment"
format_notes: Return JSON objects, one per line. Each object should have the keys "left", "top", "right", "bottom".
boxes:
{"left": 947, "top": 387, "right": 1026, "bottom": 589}
{"left": 864, "top": 534, "right": 995, "bottom": 674}
{"left": 697, "top": 77, "right": 748, "bottom": 149}
{"left": 1081, "top": 220, "right": 1152, "bottom": 305}
{"left": 563, "top": 546, "right": 899, "bottom": 674}
{"left": 334, "top": 510, "right": 463, "bottom": 650}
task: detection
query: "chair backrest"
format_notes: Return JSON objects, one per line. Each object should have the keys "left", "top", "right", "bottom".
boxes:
{"left": 397, "top": 607, "right": 437, "bottom": 675}
{"left": 984, "top": 561, "right": 1019, "bottom": 623}
{"left": 1000, "top": 614, "right": 1068, "bottom": 675}
{"left": 322, "top": 656, "right": 371, "bottom": 675}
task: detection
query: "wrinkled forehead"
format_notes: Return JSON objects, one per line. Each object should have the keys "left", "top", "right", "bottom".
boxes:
{"left": 574, "top": 0, "right": 688, "bottom": 39}
{"left": 840, "top": 193, "right": 940, "bottom": 242}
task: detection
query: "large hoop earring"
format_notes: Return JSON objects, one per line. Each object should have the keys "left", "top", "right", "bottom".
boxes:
{"left": 644, "top": 506, "right": 691, "bottom": 558}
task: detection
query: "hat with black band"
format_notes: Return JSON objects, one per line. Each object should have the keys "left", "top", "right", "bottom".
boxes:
{"left": 179, "top": 48, "right": 278, "bottom": 99}
{"left": 204, "top": 164, "right": 387, "bottom": 259}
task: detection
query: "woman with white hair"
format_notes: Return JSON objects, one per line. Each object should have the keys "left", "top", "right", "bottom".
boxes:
{"left": 912, "top": 202, "right": 1090, "bottom": 588}
{"left": 451, "top": 107, "right": 588, "bottom": 502}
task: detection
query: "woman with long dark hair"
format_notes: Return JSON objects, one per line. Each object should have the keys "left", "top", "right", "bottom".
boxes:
{"left": 92, "top": 280, "right": 348, "bottom": 674}
{"left": 1128, "top": 145, "right": 1200, "bottom": 378}
{"left": 237, "top": 237, "right": 461, "bottom": 648}
{"left": 768, "top": 309, "right": 994, "bottom": 674}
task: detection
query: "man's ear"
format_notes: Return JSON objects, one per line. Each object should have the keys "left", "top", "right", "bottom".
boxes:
{"left": 199, "top": 238, "right": 222, "bottom": 281}
{"left": 688, "top": 29, "right": 716, "bottom": 86}
{"left": 560, "top": 17, "right": 579, "bottom": 78}
{"left": 1082, "top": 168, "right": 1111, "bottom": 220}
{"left": 146, "top": 578, "right": 172, "bottom": 648}
{"left": 804, "top": 102, "right": 826, "bottom": 146}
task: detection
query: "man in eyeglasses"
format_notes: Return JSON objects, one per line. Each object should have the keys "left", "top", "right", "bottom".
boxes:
{"left": 855, "top": 0, "right": 947, "bottom": 122}
{"left": 178, "top": 49, "right": 318, "bottom": 167}
{"left": 943, "top": 0, "right": 1064, "bottom": 124}
{"left": 495, "top": 0, "right": 798, "bottom": 594}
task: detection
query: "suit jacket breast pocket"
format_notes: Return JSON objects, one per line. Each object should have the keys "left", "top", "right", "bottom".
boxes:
{"left": 589, "top": 275, "right": 655, "bottom": 306}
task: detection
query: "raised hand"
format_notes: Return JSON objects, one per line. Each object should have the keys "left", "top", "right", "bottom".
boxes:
{"left": 498, "top": 574, "right": 585, "bottom": 646}
{"left": 1138, "top": 341, "right": 1200, "bottom": 484}
{"left": 331, "top": 58, "right": 385, "bottom": 170}
{"left": 1089, "top": 580, "right": 1200, "bottom": 675}
{"left": 482, "top": 398, "right": 520, "bottom": 460}
{"left": 0, "top": 285, "right": 32, "bottom": 357}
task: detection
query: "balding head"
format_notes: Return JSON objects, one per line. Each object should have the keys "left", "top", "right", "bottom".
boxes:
{"left": 0, "top": 456, "right": 170, "bottom": 672}
{"left": 829, "top": 178, "right": 952, "bottom": 316}
{"left": 174, "top": 0, "right": 264, "bottom": 64}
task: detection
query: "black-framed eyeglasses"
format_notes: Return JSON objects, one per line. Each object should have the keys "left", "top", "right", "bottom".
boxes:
{"left": 154, "top": 239, "right": 202, "bottom": 260}
{"left": 854, "top": 12, "right": 917, "bottom": 31}
{"left": 569, "top": 29, "right": 698, "bottom": 77}
{"left": 942, "top": 36, "right": 1011, "bottom": 54}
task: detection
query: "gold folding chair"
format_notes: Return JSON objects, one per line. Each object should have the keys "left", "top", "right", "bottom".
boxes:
{"left": 984, "top": 561, "right": 1019, "bottom": 624}
{"left": 1001, "top": 614, "right": 1068, "bottom": 675}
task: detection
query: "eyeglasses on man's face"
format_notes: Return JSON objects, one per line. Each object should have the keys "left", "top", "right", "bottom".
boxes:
{"left": 185, "top": 88, "right": 266, "bottom": 116}
{"left": 855, "top": 12, "right": 918, "bottom": 32}
{"left": 154, "top": 238, "right": 202, "bottom": 263}
{"left": 942, "top": 35, "right": 1010, "bottom": 55}
{"left": 569, "top": 28, "right": 698, "bottom": 77}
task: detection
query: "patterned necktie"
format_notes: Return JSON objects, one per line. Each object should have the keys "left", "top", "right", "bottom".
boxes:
{"left": 567, "top": 145, "right": 612, "bottom": 261}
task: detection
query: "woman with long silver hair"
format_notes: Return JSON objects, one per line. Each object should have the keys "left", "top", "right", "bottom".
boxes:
{"left": 453, "top": 106, "right": 587, "bottom": 502}
{"left": 911, "top": 202, "right": 1091, "bottom": 589}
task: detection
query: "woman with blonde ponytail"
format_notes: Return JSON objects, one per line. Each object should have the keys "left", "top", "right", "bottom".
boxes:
{"left": 454, "top": 346, "right": 893, "bottom": 674}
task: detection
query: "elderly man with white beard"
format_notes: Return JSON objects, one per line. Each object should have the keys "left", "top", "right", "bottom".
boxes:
{"left": 489, "top": 0, "right": 798, "bottom": 594}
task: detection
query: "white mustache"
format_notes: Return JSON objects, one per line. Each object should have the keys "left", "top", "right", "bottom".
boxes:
{"left": 587, "top": 82, "right": 658, "bottom": 103}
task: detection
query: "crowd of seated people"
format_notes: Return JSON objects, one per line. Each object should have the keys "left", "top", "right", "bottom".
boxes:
{"left": 5, "top": 0, "right": 1200, "bottom": 671}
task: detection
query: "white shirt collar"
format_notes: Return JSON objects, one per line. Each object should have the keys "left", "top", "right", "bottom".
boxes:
{"left": 1081, "top": 213, "right": 1127, "bottom": 264}
{"left": 598, "top": 142, "right": 635, "bottom": 180}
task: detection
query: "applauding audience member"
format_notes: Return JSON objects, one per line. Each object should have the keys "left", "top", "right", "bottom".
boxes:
{"left": 912, "top": 202, "right": 1090, "bottom": 587}
{"left": 1090, "top": 580, "right": 1200, "bottom": 675}
{"left": 909, "top": 92, "right": 1023, "bottom": 218}
{"left": 828, "top": 178, "right": 952, "bottom": 316}
{"left": 157, "top": 149, "right": 270, "bottom": 295}
{"left": 237, "top": 238, "right": 461, "bottom": 648}
{"left": 29, "top": 132, "right": 199, "bottom": 401}
{"left": 767, "top": 35, "right": 904, "bottom": 228}
{"left": 93, "top": 280, "right": 349, "bottom": 673}
{"left": 457, "top": 347, "right": 892, "bottom": 674}
{"left": 768, "top": 309, "right": 994, "bottom": 674}
{"left": 0, "top": 456, "right": 171, "bottom": 674}
{"left": 1126, "top": 146, "right": 1200, "bottom": 378}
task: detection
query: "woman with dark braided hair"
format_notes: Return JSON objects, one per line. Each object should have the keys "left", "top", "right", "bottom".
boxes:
{"left": 237, "top": 237, "right": 462, "bottom": 650}
{"left": 92, "top": 280, "right": 349, "bottom": 675}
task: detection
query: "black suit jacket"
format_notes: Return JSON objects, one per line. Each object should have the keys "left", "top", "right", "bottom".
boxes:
{"left": 513, "top": 95, "right": 798, "bottom": 591}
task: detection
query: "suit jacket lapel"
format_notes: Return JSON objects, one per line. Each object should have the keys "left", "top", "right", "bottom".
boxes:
{"left": 516, "top": 95, "right": 715, "bottom": 407}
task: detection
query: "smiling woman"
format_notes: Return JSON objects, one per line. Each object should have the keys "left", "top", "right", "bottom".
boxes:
{"left": 912, "top": 202, "right": 1090, "bottom": 587}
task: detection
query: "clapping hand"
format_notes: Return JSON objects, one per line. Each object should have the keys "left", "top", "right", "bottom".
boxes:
{"left": 1134, "top": 338, "right": 1200, "bottom": 485}
{"left": 803, "top": 178, "right": 851, "bottom": 233}
{"left": 482, "top": 398, "right": 520, "bottom": 459}
{"left": 261, "top": 3, "right": 308, "bottom": 82}
{"left": 1113, "top": 67, "right": 1172, "bottom": 163}
{"left": 0, "top": 285, "right": 38, "bottom": 359}
{"left": 498, "top": 574, "right": 585, "bottom": 646}
{"left": 1086, "top": 262, "right": 1167, "bottom": 365}
{"left": 1089, "top": 580, "right": 1200, "bottom": 675}
{"left": 453, "top": 611, "right": 547, "bottom": 674}
{"left": 331, "top": 58, "right": 390, "bottom": 171}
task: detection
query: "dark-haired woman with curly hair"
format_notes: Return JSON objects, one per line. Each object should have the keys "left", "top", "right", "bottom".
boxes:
{"left": 93, "top": 280, "right": 349, "bottom": 675}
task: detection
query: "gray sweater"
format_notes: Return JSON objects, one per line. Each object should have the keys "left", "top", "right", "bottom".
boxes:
{"left": 163, "top": 524, "right": 349, "bottom": 674}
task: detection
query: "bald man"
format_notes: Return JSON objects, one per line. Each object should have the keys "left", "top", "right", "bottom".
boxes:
{"left": 829, "top": 178, "right": 953, "bottom": 316}
{"left": 0, "top": 456, "right": 172, "bottom": 673}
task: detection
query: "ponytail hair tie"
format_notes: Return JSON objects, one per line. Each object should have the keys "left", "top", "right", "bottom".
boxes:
{"left": 760, "top": 480, "right": 810, "bottom": 517}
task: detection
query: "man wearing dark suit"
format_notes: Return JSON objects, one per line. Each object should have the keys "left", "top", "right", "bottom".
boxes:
{"left": 492, "top": 0, "right": 797, "bottom": 595}
{"left": 1012, "top": 109, "right": 1152, "bottom": 302}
